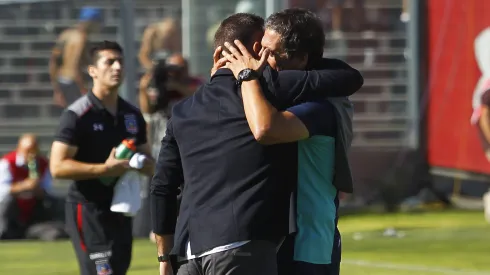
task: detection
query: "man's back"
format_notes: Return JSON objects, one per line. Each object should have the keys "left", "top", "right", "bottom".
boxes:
{"left": 170, "top": 69, "right": 295, "bottom": 255}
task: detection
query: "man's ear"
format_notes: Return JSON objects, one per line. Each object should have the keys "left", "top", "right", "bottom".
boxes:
{"left": 88, "top": 65, "right": 96, "bottom": 78}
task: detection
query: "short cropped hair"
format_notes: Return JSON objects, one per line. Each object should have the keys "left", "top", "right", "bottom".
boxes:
{"left": 214, "top": 13, "right": 264, "bottom": 51}
{"left": 89, "top": 40, "right": 123, "bottom": 64}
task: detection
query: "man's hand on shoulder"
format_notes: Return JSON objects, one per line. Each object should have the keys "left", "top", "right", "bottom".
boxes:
{"left": 211, "top": 46, "right": 228, "bottom": 77}
{"left": 221, "top": 40, "right": 270, "bottom": 79}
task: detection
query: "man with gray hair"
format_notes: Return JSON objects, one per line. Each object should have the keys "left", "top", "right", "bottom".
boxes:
{"left": 151, "top": 11, "right": 361, "bottom": 275}
{"left": 218, "top": 8, "right": 355, "bottom": 275}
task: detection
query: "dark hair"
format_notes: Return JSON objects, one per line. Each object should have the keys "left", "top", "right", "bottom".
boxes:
{"left": 89, "top": 40, "right": 123, "bottom": 64}
{"left": 214, "top": 13, "right": 264, "bottom": 52}
{"left": 265, "top": 8, "right": 325, "bottom": 67}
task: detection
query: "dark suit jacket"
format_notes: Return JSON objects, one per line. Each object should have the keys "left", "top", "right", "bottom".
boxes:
{"left": 150, "top": 58, "right": 363, "bottom": 256}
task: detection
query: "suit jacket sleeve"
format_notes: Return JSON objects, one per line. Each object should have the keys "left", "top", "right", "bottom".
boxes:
{"left": 262, "top": 58, "right": 363, "bottom": 110}
{"left": 150, "top": 119, "right": 183, "bottom": 235}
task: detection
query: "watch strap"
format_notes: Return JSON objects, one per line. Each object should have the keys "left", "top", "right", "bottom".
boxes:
{"left": 158, "top": 254, "right": 170, "bottom": 262}
{"left": 236, "top": 68, "right": 259, "bottom": 86}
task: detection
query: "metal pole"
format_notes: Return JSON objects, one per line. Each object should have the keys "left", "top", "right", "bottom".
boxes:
{"left": 406, "top": 0, "right": 420, "bottom": 149}
{"left": 182, "top": 0, "right": 200, "bottom": 75}
{"left": 265, "top": 0, "right": 276, "bottom": 17}
{"left": 118, "top": 0, "right": 136, "bottom": 104}
{"left": 182, "top": 0, "right": 191, "bottom": 59}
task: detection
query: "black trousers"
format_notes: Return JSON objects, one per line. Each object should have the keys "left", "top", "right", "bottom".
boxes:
{"left": 58, "top": 79, "right": 82, "bottom": 106}
{"left": 277, "top": 235, "right": 341, "bottom": 275}
{"left": 175, "top": 240, "right": 278, "bottom": 275}
{"left": 65, "top": 202, "right": 133, "bottom": 275}
{"left": 293, "top": 261, "right": 340, "bottom": 275}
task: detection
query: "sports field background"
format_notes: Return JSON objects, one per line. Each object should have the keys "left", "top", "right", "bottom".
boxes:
{"left": 1, "top": 210, "right": 488, "bottom": 275}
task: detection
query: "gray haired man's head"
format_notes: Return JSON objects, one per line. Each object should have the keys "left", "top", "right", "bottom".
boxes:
{"left": 262, "top": 8, "right": 325, "bottom": 70}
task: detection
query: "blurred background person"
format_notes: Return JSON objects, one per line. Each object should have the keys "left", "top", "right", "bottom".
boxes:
{"left": 138, "top": 17, "right": 185, "bottom": 154}
{"left": 472, "top": 27, "right": 490, "bottom": 161}
{"left": 140, "top": 53, "right": 201, "bottom": 244}
{"left": 0, "top": 134, "right": 53, "bottom": 240}
{"left": 138, "top": 17, "right": 182, "bottom": 72}
{"left": 139, "top": 53, "right": 201, "bottom": 158}
{"left": 49, "top": 6, "right": 102, "bottom": 108}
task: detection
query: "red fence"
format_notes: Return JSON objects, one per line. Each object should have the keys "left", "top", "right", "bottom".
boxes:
{"left": 427, "top": 0, "right": 490, "bottom": 175}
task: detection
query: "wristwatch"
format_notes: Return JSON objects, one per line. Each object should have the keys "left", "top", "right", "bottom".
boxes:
{"left": 236, "top": 68, "right": 259, "bottom": 86}
{"left": 158, "top": 254, "right": 170, "bottom": 262}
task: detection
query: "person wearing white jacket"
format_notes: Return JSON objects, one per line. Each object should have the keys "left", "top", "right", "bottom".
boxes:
{"left": 471, "top": 27, "right": 490, "bottom": 161}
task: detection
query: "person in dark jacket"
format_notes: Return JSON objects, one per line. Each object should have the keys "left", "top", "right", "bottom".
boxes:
{"left": 151, "top": 12, "right": 363, "bottom": 275}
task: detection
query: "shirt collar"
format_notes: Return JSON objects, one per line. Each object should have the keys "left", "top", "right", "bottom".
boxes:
{"left": 210, "top": 68, "right": 234, "bottom": 82}
{"left": 87, "top": 90, "right": 124, "bottom": 114}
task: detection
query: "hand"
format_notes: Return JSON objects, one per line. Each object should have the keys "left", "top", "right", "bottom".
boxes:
{"left": 23, "top": 178, "right": 40, "bottom": 191}
{"left": 210, "top": 46, "right": 228, "bottom": 76}
{"left": 160, "top": 261, "right": 174, "bottom": 275}
{"left": 221, "top": 40, "right": 270, "bottom": 79}
{"left": 104, "top": 148, "right": 130, "bottom": 177}
{"left": 140, "top": 72, "right": 153, "bottom": 88}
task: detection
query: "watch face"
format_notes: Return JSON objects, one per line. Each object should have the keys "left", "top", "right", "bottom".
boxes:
{"left": 240, "top": 69, "right": 251, "bottom": 80}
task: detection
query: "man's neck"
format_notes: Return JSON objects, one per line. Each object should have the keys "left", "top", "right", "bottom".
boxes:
{"left": 92, "top": 87, "right": 119, "bottom": 114}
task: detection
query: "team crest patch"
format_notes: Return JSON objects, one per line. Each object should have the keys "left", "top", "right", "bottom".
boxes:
{"left": 124, "top": 114, "right": 138, "bottom": 134}
{"left": 96, "top": 260, "right": 113, "bottom": 275}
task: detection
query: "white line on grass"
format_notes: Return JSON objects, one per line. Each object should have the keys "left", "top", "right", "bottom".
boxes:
{"left": 342, "top": 260, "right": 490, "bottom": 275}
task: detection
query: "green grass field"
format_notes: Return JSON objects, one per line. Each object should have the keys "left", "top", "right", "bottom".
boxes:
{"left": 1, "top": 210, "right": 489, "bottom": 275}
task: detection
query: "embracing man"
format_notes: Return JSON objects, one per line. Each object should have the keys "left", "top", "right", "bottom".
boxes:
{"left": 151, "top": 9, "right": 361, "bottom": 275}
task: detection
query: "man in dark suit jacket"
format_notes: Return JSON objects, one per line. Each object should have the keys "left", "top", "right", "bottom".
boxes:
{"left": 219, "top": 9, "right": 354, "bottom": 275}
{"left": 213, "top": 9, "right": 357, "bottom": 275}
{"left": 151, "top": 13, "right": 363, "bottom": 275}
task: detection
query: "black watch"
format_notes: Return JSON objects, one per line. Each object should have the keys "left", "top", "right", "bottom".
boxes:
{"left": 158, "top": 254, "right": 170, "bottom": 262}
{"left": 236, "top": 68, "right": 259, "bottom": 86}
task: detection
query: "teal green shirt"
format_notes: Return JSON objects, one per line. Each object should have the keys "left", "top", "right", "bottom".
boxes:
{"left": 287, "top": 101, "right": 338, "bottom": 264}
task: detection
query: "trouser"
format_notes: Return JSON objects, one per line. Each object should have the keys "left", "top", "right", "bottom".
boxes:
{"left": 175, "top": 240, "right": 278, "bottom": 275}
{"left": 293, "top": 261, "right": 340, "bottom": 275}
{"left": 0, "top": 196, "right": 51, "bottom": 239}
{"left": 277, "top": 234, "right": 342, "bottom": 275}
{"left": 65, "top": 202, "right": 133, "bottom": 275}
{"left": 58, "top": 77, "right": 82, "bottom": 106}
{"left": 277, "top": 234, "right": 295, "bottom": 275}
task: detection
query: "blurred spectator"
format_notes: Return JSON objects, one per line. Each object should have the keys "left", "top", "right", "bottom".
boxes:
{"left": 139, "top": 53, "right": 201, "bottom": 118}
{"left": 472, "top": 27, "right": 490, "bottom": 161}
{"left": 138, "top": 18, "right": 182, "bottom": 72}
{"left": 139, "top": 53, "right": 202, "bottom": 157}
{"left": 165, "top": 53, "right": 203, "bottom": 99}
{"left": 49, "top": 7, "right": 103, "bottom": 108}
{"left": 0, "top": 134, "right": 53, "bottom": 240}
{"left": 140, "top": 54, "right": 198, "bottom": 243}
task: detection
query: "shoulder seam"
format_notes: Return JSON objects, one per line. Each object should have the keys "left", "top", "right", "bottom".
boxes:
{"left": 67, "top": 96, "right": 93, "bottom": 118}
